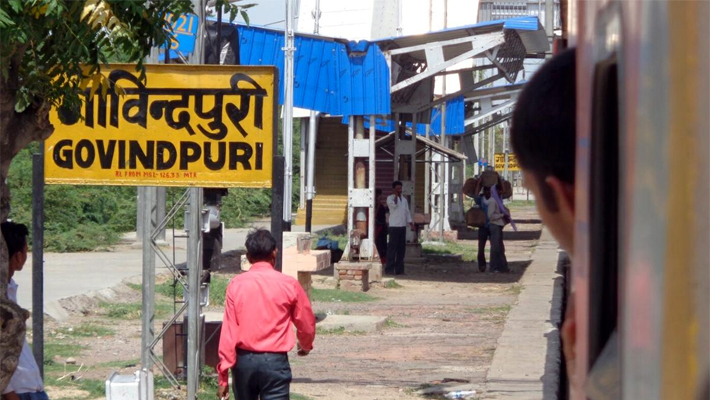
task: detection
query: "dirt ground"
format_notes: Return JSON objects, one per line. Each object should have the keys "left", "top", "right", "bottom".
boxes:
{"left": 37, "top": 205, "right": 541, "bottom": 400}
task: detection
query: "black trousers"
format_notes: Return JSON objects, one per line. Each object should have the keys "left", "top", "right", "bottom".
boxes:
{"left": 478, "top": 225, "right": 508, "bottom": 272}
{"left": 385, "top": 226, "right": 407, "bottom": 275}
{"left": 232, "top": 349, "right": 291, "bottom": 400}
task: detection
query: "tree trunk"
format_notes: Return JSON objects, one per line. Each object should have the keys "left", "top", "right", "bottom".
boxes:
{"left": 0, "top": 82, "right": 55, "bottom": 391}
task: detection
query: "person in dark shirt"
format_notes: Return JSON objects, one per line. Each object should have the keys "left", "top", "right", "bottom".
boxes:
{"left": 374, "top": 189, "right": 388, "bottom": 266}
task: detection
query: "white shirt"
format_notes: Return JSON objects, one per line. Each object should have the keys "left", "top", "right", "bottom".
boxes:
{"left": 4, "top": 279, "right": 44, "bottom": 395}
{"left": 386, "top": 194, "right": 412, "bottom": 227}
{"left": 483, "top": 196, "right": 505, "bottom": 227}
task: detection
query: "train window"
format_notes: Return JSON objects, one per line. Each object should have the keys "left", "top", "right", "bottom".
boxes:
{"left": 588, "top": 55, "right": 620, "bottom": 369}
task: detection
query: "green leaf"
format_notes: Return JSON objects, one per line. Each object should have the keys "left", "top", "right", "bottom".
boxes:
{"left": 240, "top": 9, "right": 249, "bottom": 25}
{"left": 8, "top": 0, "right": 22, "bottom": 13}
{"left": 46, "top": 0, "right": 58, "bottom": 17}
{"left": 0, "top": 9, "right": 15, "bottom": 27}
{"left": 14, "top": 91, "right": 30, "bottom": 113}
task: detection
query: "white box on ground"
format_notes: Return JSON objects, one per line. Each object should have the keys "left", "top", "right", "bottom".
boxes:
{"left": 105, "top": 369, "right": 153, "bottom": 400}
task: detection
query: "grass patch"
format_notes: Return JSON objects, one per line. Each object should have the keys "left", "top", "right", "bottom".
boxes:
{"left": 209, "top": 275, "right": 230, "bottom": 306}
{"left": 466, "top": 305, "right": 512, "bottom": 314}
{"left": 316, "top": 326, "right": 366, "bottom": 336}
{"left": 99, "top": 358, "right": 140, "bottom": 369}
{"left": 290, "top": 394, "right": 315, "bottom": 400}
{"left": 508, "top": 285, "right": 522, "bottom": 295}
{"left": 76, "top": 379, "right": 106, "bottom": 398}
{"left": 134, "top": 276, "right": 230, "bottom": 307}
{"left": 311, "top": 288, "right": 377, "bottom": 303}
{"left": 43, "top": 342, "right": 85, "bottom": 359}
{"left": 506, "top": 200, "right": 536, "bottom": 208}
{"left": 384, "top": 317, "right": 406, "bottom": 328}
{"left": 421, "top": 241, "right": 479, "bottom": 262}
{"left": 57, "top": 324, "right": 114, "bottom": 338}
{"left": 100, "top": 301, "right": 174, "bottom": 319}
{"left": 383, "top": 279, "right": 403, "bottom": 289}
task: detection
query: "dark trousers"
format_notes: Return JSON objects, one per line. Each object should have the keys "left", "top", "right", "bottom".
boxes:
{"left": 385, "top": 226, "right": 407, "bottom": 275}
{"left": 477, "top": 225, "right": 490, "bottom": 271}
{"left": 478, "top": 224, "right": 508, "bottom": 272}
{"left": 232, "top": 349, "right": 291, "bottom": 400}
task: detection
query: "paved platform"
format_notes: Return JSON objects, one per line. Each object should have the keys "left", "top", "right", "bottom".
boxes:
{"left": 484, "top": 228, "right": 565, "bottom": 399}
{"left": 316, "top": 315, "right": 387, "bottom": 333}
{"left": 16, "top": 222, "right": 343, "bottom": 320}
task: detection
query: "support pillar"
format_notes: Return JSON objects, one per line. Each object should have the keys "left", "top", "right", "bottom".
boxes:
{"left": 186, "top": 187, "right": 203, "bottom": 400}
{"left": 141, "top": 187, "right": 156, "bottom": 371}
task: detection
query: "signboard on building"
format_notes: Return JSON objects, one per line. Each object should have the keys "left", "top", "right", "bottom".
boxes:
{"left": 494, "top": 153, "right": 519, "bottom": 171}
{"left": 161, "top": 13, "right": 199, "bottom": 59}
{"left": 46, "top": 64, "right": 277, "bottom": 188}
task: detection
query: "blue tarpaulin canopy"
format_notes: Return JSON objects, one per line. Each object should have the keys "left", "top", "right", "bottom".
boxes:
{"left": 341, "top": 96, "right": 466, "bottom": 136}
{"left": 232, "top": 24, "right": 391, "bottom": 117}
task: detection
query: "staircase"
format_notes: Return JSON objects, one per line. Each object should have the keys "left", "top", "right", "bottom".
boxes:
{"left": 295, "top": 118, "right": 349, "bottom": 226}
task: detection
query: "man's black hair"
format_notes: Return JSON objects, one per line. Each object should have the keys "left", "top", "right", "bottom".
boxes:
{"left": 511, "top": 48, "right": 576, "bottom": 210}
{"left": 375, "top": 188, "right": 382, "bottom": 196}
{"left": 392, "top": 181, "right": 403, "bottom": 189}
{"left": 1, "top": 221, "right": 29, "bottom": 258}
{"left": 245, "top": 229, "right": 277, "bottom": 262}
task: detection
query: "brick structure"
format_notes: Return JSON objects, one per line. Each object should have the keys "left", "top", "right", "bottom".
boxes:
{"left": 335, "top": 262, "right": 372, "bottom": 292}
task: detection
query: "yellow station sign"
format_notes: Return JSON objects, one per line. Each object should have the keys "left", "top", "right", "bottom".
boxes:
{"left": 46, "top": 64, "right": 276, "bottom": 188}
{"left": 494, "top": 153, "right": 519, "bottom": 172}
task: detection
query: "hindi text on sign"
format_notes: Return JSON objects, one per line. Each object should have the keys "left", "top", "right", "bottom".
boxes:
{"left": 46, "top": 65, "right": 276, "bottom": 188}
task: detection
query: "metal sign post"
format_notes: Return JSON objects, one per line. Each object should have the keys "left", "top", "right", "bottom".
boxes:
{"left": 282, "top": 0, "right": 296, "bottom": 231}
{"left": 186, "top": 187, "right": 203, "bottom": 400}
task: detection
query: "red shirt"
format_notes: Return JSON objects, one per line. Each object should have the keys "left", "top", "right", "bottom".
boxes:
{"left": 216, "top": 262, "right": 316, "bottom": 386}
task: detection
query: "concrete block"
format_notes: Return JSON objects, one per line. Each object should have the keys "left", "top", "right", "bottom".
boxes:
{"left": 317, "top": 315, "right": 387, "bottom": 332}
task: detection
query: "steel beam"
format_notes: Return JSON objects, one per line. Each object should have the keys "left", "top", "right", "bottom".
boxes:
{"left": 390, "top": 33, "right": 506, "bottom": 93}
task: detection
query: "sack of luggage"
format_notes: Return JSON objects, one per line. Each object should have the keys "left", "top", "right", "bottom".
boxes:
{"left": 481, "top": 170, "right": 498, "bottom": 187}
{"left": 501, "top": 180, "right": 513, "bottom": 199}
{"left": 462, "top": 178, "right": 479, "bottom": 198}
{"left": 465, "top": 207, "right": 487, "bottom": 228}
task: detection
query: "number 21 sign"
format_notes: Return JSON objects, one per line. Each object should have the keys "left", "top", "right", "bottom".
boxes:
{"left": 161, "top": 13, "right": 199, "bottom": 59}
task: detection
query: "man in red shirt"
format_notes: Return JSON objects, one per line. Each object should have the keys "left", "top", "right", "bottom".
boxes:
{"left": 217, "top": 229, "right": 316, "bottom": 400}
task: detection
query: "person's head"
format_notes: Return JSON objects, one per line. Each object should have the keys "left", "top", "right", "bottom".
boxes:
{"left": 1, "top": 221, "right": 29, "bottom": 277}
{"left": 483, "top": 186, "right": 492, "bottom": 199}
{"left": 245, "top": 229, "right": 277, "bottom": 265}
{"left": 376, "top": 188, "right": 382, "bottom": 201}
{"left": 511, "top": 48, "right": 576, "bottom": 253}
{"left": 392, "top": 181, "right": 403, "bottom": 196}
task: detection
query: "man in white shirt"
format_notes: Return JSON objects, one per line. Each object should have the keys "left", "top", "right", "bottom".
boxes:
{"left": 385, "top": 181, "right": 415, "bottom": 275}
{"left": 1, "top": 221, "right": 48, "bottom": 400}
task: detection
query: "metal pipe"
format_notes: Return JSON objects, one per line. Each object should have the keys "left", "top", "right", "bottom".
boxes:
{"left": 504, "top": 121, "right": 509, "bottom": 181}
{"left": 306, "top": 112, "right": 318, "bottom": 232}
{"left": 141, "top": 187, "right": 156, "bottom": 371}
{"left": 355, "top": 118, "right": 367, "bottom": 233}
{"left": 369, "top": 115, "right": 376, "bottom": 258}
{"left": 305, "top": 0, "right": 320, "bottom": 233}
{"left": 439, "top": 103, "right": 446, "bottom": 242}
{"left": 31, "top": 148, "right": 44, "bottom": 377}
{"left": 192, "top": 0, "right": 205, "bottom": 64}
{"left": 424, "top": 124, "right": 431, "bottom": 220}
{"left": 282, "top": 0, "right": 296, "bottom": 231}
{"left": 439, "top": 0, "right": 448, "bottom": 242}
{"left": 545, "top": 0, "right": 554, "bottom": 37}
{"left": 410, "top": 114, "right": 417, "bottom": 214}
{"left": 271, "top": 157, "right": 285, "bottom": 272}
{"left": 346, "top": 117, "right": 355, "bottom": 244}
{"left": 186, "top": 187, "right": 203, "bottom": 400}
{"left": 299, "top": 118, "right": 307, "bottom": 209}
